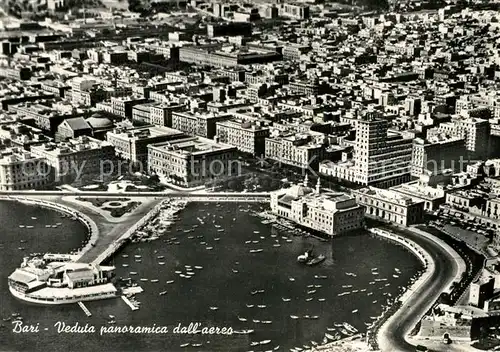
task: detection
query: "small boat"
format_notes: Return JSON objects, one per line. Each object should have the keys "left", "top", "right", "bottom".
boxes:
{"left": 282, "top": 298, "right": 291, "bottom": 302}
{"left": 273, "top": 244, "right": 281, "bottom": 247}
{"left": 253, "top": 319, "right": 260, "bottom": 323}
{"left": 151, "top": 279, "right": 159, "bottom": 283}
{"left": 210, "top": 307, "right": 218, "bottom": 311}
{"left": 158, "top": 262, "right": 165, "bottom": 265}
{"left": 180, "top": 343, "right": 190, "bottom": 348}
{"left": 289, "top": 277, "right": 295, "bottom": 281}
{"left": 238, "top": 316, "right": 247, "bottom": 322}
{"left": 232, "top": 269, "right": 239, "bottom": 273}
{"left": 318, "top": 298, "right": 326, "bottom": 302}
{"left": 19, "top": 225, "right": 25, "bottom": 228}
{"left": 249, "top": 249, "right": 263, "bottom": 253}
{"left": 26, "top": 226, "right": 34, "bottom": 229}
{"left": 261, "top": 320, "right": 272, "bottom": 324}
{"left": 159, "top": 291, "right": 167, "bottom": 296}
{"left": 167, "top": 280, "right": 175, "bottom": 284}
{"left": 191, "top": 344, "right": 202, "bottom": 348}
{"left": 257, "top": 305, "right": 267, "bottom": 308}
{"left": 134, "top": 255, "right": 142, "bottom": 259}
{"left": 260, "top": 340, "right": 271, "bottom": 345}
{"left": 307, "top": 290, "right": 316, "bottom": 295}
{"left": 305, "top": 298, "right": 313, "bottom": 302}
{"left": 130, "top": 272, "right": 137, "bottom": 275}
{"left": 122, "top": 264, "right": 129, "bottom": 267}
{"left": 325, "top": 333, "right": 335, "bottom": 340}
{"left": 194, "top": 266, "right": 203, "bottom": 270}
{"left": 246, "top": 304, "right": 254, "bottom": 308}
{"left": 290, "top": 315, "right": 299, "bottom": 319}
{"left": 352, "top": 309, "right": 358, "bottom": 313}
{"left": 157, "top": 256, "right": 165, "bottom": 259}
{"left": 122, "top": 255, "right": 129, "bottom": 258}
{"left": 31, "top": 217, "right": 37, "bottom": 220}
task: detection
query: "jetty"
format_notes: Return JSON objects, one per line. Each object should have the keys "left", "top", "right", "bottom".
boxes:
{"left": 121, "top": 296, "right": 139, "bottom": 311}
{"left": 77, "top": 301, "right": 92, "bottom": 317}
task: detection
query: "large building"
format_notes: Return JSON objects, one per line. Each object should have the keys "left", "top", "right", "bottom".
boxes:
{"left": 0, "top": 148, "right": 53, "bottom": 190}
{"left": 265, "top": 131, "right": 328, "bottom": 170}
{"left": 270, "top": 177, "right": 364, "bottom": 236}
{"left": 150, "top": 103, "right": 186, "bottom": 127}
{"left": 215, "top": 119, "right": 270, "bottom": 156}
{"left": 390, "top": 180, "right": 446, "bottom": 211}
{"left": 469, "top": 277, "right": 495, "bottom": 308}
{"left": 106, "top": 125, "right": 186, "bottom": 170}
{"left": 352, "top": 186, "right": 425, "bottom": 226}
{"left": 279, "top": 3, "right": 310, "bottom": 19}
{"left": 319, "top": 114, "right": 413, "bottom": 188}
{"left": 172, "top": 111, "right": 232, "bottom": 139}
{"left": 428, "top": 117, "right": 490, "bottom": 160}
{"left": 148, "top": 137, "right": 238, "bottom": 187}
{"left": 179, "top": 46, "right": 282, "bottom": 68}
{"left": 207, "top": 22, "right": 252, "bottom": 38}
{"left": 411, "top": 135, "right": 467, "bottom": 177}
{"left": 111, "top": 96, "right": 150, "bottom": 119}
{"left": 30, "top": 136, "right": 115, "bottom": 183}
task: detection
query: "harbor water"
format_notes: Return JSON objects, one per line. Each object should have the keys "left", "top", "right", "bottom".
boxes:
{"left": 0, "top": 201, "right": 423, "bottom": 352}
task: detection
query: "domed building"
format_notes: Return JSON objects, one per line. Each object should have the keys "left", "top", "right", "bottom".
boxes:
{"left": 85, "top": 112, "right": 115, "bottom": 139}
{"left": 270, "top": 175, "right": 365, "bottom": 236}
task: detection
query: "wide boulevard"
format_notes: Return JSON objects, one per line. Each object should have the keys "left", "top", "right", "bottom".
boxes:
{"left": 378, "top": 227, "right": 459, "bottom": 352}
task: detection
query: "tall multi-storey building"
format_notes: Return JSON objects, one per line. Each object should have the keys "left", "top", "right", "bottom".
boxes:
{"left": 411, "top": 135, "right": 467, "bottom": 177}
{"left": 148, "top": 137, "right": 238, "bottom": 187}
{"left": 111, "top": 96, "right": 150, "bottom": 119}
{"left": 279, "top": 3, "right": 310, "bottom": 19}
{"left": 106, "top": 125, "right": 185, "bottom": 170}
{"left": 215, "top": 119, "right": 270, "bottom": 156}
{"left": 30, "top": 136, "right": 115, "bottom": 183}
{"left": 0, "top": 148, "right": 53, "bottom": 190}
{"left": 428, "top": 117, "right": 490, "bottom": 160}
{"left": 150, "top": 103, "right": 186, "bottom": 127}
{"left": 172, "top": 111, "right": 232, "bottom": 139}
{"left": 270, "top": 177, "right": 364, "bottom": 236}
{"left": 320, "top": 114, "right": 413, "bottom": 188}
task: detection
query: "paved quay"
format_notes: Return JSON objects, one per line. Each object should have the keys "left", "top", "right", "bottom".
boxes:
{"left": 376, "top": 226, "right": 465, "bottom": 352}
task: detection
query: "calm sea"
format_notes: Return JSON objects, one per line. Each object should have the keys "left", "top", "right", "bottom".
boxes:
{"left": 0, "top": 201, "right": 423, "bottom": 352}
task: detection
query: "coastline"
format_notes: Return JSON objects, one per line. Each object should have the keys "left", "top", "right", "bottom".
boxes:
{"left": 371, "top": 226, "right": 466, "bottom": 352}
{"left": 0, "top": 196, "right": 99, "bottom": 260}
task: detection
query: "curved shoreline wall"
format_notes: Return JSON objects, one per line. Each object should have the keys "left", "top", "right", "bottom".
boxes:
{"left": 0, "top": 196, "right": 99, "bottom": 260}
{"left": 369, "top": 227, "right": 467, "bottom": 350}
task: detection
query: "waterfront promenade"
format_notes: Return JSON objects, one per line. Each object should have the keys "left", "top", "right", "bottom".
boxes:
{"left": 0, "top": 190, "right": 271, "bottom": 202}
{"left": 375, "top": 226, "right": 466, "bottom": 352}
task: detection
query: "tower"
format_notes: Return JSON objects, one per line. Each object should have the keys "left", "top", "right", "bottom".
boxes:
{"left": 316, "top": 177, "right": 321, "bottom": 194}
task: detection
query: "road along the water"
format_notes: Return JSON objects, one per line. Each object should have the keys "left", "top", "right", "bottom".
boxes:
{"left": 377, "top": 227, "right": 464, "bottom": 352}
